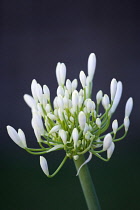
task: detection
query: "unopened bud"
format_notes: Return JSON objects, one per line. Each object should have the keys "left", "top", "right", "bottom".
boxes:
{"left": 103, "top": 133, "right": 112, "bottom": 151}
{"left": 125, "top": 97, "right": 133, "bottom": 118}
{"left": 112, "top": 120, "right": 118, "bottom": 134}
{"left": 107, "top": 142, "right": 115, "bottom": 159}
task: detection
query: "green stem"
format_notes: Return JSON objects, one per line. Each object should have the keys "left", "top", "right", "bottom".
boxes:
{"left": 74, "top": 155, "right": 101, "bottom": 210}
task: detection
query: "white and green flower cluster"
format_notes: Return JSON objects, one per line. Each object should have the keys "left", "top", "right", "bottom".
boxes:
{"left": 7, "top": 53, "right": 133, "bottom": 177}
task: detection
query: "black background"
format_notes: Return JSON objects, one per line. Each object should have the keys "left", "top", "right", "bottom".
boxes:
{"left": 1, "top": 1, "right": 140, "bottom": 209}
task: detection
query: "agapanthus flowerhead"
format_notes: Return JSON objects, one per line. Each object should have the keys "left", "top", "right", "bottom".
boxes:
{"left": 7, "top": 53, "right": 133, "bottom": 177}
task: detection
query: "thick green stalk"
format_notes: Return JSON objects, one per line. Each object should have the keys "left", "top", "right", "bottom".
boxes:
{"left": 74, "top": 155, "right": 101, "bottom": 210}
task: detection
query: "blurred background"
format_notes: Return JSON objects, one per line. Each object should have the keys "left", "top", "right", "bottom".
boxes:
{"left": 1, "top": 0, "right": 140, "bottom": 209}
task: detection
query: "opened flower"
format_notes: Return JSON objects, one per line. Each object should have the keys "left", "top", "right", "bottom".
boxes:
{"left": 7, "top": 53, "right": 133, "bottom": 178}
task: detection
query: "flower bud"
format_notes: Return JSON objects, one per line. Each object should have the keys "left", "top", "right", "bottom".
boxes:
{"left": 125, "top": 97, "right": 133, "bottom": 118}
{"left": 24, "top": 94, "right": 36, "bottom": 109}
{"left": 31, "top": 79, "right": 38, "bottom": 100}
{"left": 66, "top": 79, "right": 72, "bottom": 94}
{"left": 37, "top": 103, "right": 44, "bottom": 116}
{"left": 85, "top": 132, "right": 91, "bottom": 140}
{"left": 78, "top": 111, "right": 86, "bottom": 130}
{"left": 35, "top": 83, "right": 43, "bottom": 103}
{"left": 43, "top": 85, "right": 50, "bottom": 100}
{"left": 40, "top": 156, "right": 49, "bottom": 176}
{"left": 57, "top": 95, "right": 64, "bottom": 109}
{"left": 57, "top": 86, "right": 64, "bottom": 97}
{"left": 83, "top": 123, "right": 89, "bottom": 134}
{"left": 56, "top": 62, "right": 61, "bottom": 85}
{"left": 64, "top": 90, "right": 69, "bottom": 98}
{"left": 73, "top": 155, "right": 79, "bottom": 160}
{"left": 110, "top": 81, "right": 123, "bottom": 114}
{"left": 59, "top": 130, "right": 67, "bottom": 144}
{"left": 96, "top": 90, "right": 103, "bottom": 104}
{"left": 107, "top": 142, "right": 115, "bottom": 159}
{"left": 96, "top": 118, "right": 101, "bottom": 128}
{"left": 86, "top": 99, "right": 93, "bottom": 113}
{"left": 47, "top": 113, "right": 56, "bottom": 120}
{"left": 86, "top": 76, "right": 91, "bottom": 86}
{"left": 63, "top": 96, "right": 69, "bottom": 108}
{"left": 112, "top": 119, "right": 118, "bottom": 134}
{"left": 110, "top": 78, "right": 117, "bottom": 101}
{"left": 124, "top": 117, "right": 130, "bottom": 132}
{"left": 32, "top": 112, "right": 44, "bottom": 135}
{"left": 72, "top": 128, "right": 79, "bottom": 148}
{"left": 72, "top": 90, "right": 79, "bottom": 108}
{"left": 49, "top": 125, "right": 60, "bottom": 134}
{"left": 79, "top": 89, "right": 84, "bottom": 97}
{"left": 103, "top": 133, "right": 112, "bottom": 151}
{"left": 78, "top": 96, "right": 84, "bottom": 108}
{"left": 79, "top": 71, "right": 86, "bottom": 88}
{"left": 59, "top": 63, "right": 66, "bottom": 85}
{"left": 18, "top": 129, "right": 27, "bottom": 148}
{"left": 88, "top": 53, "right": 96, "bottom": 81}
{"left": 58, "top": 108, "right": 64, "bottom": 121}
{"left": 7, "top": 126, "right": 26, "bottom": 148}
{"left": 45, "top": 104, "right": 51, "bottom": 113}
{"left": 33, "top": 125, "right": 42, "bottom": 142}
{"left": 102, "top": 94, "right": 110, "bottom": 110}
{"left": 68, "top": 99, "right": 72, "bottom": 108}
{"left": 53, "top": 97, "right": 58, "bottom": 109}
{"left": 72, "top": 79, "right": 78, "bottom": 91}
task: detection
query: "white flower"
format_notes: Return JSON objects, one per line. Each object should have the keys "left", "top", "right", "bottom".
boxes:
{"left": 7, "top": 52, "right": 133, "bottom": 177}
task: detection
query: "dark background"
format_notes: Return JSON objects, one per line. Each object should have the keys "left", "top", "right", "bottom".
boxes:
{"left": 1, "top": 0, "right": 140, "bottom": 209}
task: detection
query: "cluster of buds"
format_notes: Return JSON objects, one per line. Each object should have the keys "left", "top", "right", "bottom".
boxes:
{"left": 7, "top": 53, "right": 133, "bottom": 177}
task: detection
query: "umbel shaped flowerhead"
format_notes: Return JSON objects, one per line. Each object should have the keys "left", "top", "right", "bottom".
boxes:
{"left": 7, "top": 53, "right": 133, "bottom": 177}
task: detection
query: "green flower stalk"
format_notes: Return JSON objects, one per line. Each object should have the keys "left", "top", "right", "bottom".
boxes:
{"left": 7, "top": 53, "right": 133, "bottom": 178}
